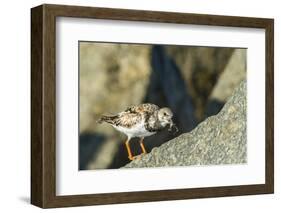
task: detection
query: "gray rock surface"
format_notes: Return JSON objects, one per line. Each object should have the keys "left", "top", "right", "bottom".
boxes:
{"left": 124, "top": 80, "right": 247, "bottom": 168}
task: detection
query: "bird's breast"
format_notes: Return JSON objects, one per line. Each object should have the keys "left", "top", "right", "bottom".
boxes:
{"left": 113, "top": 120, "right": 155, "bottom": 138}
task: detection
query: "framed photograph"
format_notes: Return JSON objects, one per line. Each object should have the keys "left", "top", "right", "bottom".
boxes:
{"left": 31, "top": 4, "right": 274, "bottom": 208}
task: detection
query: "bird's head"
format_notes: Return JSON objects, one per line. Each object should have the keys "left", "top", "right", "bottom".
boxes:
{"left": 157, "top": 107, "right": 178, "bottom": 133}
{"left": 157, "top": 107, "right": 173, "bottom": 127}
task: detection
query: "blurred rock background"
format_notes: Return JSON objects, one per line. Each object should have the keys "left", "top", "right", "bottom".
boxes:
{"left": 79, "top": 42, "right": 246, "bottom": 170}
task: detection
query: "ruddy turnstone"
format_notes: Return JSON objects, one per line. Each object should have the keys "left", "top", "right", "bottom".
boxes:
{"left": 97, "top": 103, "right": 178, "bottom": 160}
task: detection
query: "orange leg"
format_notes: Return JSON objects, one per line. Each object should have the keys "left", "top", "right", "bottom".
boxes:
{"left": 125, "top": 138, "right": 134, "bottom": 161}
{"left": 139, "top": 137, "right": 147, "bottom": 154}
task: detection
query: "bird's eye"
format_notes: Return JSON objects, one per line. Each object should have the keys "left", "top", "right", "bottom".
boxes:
{"left": 163, "top": 112, "right": 167, "bottom": 116}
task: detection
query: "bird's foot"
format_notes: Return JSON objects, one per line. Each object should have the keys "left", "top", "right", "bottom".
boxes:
{"left": 128, "top": 156, "right": 135, "bottom": 161}
{"left": 128, "top": 154, "right": 145, "bottom": 161}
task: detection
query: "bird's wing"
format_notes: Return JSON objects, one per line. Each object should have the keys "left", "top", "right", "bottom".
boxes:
{"left": 125, "top": 103, "right": 159, "bottom": 114}
{"left": 114, "top": 112, "right": 142, "bottom": 128}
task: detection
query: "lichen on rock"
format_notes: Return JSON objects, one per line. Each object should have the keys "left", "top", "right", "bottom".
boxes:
{"left": 124, "top": 80, "right": 247, "bottom": 168}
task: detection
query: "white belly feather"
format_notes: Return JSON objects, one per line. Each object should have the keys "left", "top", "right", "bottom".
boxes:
{"left": 112, "top": 120, "right": 156, "bottom": 138}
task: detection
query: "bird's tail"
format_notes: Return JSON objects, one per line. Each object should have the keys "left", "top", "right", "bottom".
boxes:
{"left": 97, "top": 115, "right": 118, "bottom": 124}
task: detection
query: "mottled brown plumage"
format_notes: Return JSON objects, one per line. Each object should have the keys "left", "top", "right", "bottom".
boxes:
{"left": 124, "top": 103, "right": 159, "bottom": 114}
{"left": 98, "top": 103, "right": 159, "bottom": 128}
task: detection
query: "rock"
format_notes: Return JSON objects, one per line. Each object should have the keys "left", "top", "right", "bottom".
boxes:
{"left": 209, "top": 49, "right": 247, "bottom": 101}
{"left": 205, "top": 49, "right": 246, "bottom": 117}
{"left": 79, "top": 43, "right": 247, "bottom": 170}
{"left": 166, "top": 46, "right": 234, "bottom": 120}
{"left": 80, "top": 42, "right": 151, "bottom": 134}
{"left": 79, "top": 42, "right": 152, "bottom": 169}
{"left": 124, "top": 80, "right": 247, "bottom": 168}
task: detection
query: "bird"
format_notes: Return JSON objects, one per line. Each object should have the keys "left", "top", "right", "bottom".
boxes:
{"left": 97, "top": 103, "right": 178, "bottom": 160}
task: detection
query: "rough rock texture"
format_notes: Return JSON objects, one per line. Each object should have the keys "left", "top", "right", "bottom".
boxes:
{"left": 124, "top": 80, "right": 247, "bottom": 168}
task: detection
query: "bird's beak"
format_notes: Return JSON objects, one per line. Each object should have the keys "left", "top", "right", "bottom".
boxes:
{"left": 168, "top": 121, "right": 178, "bottom": 133}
